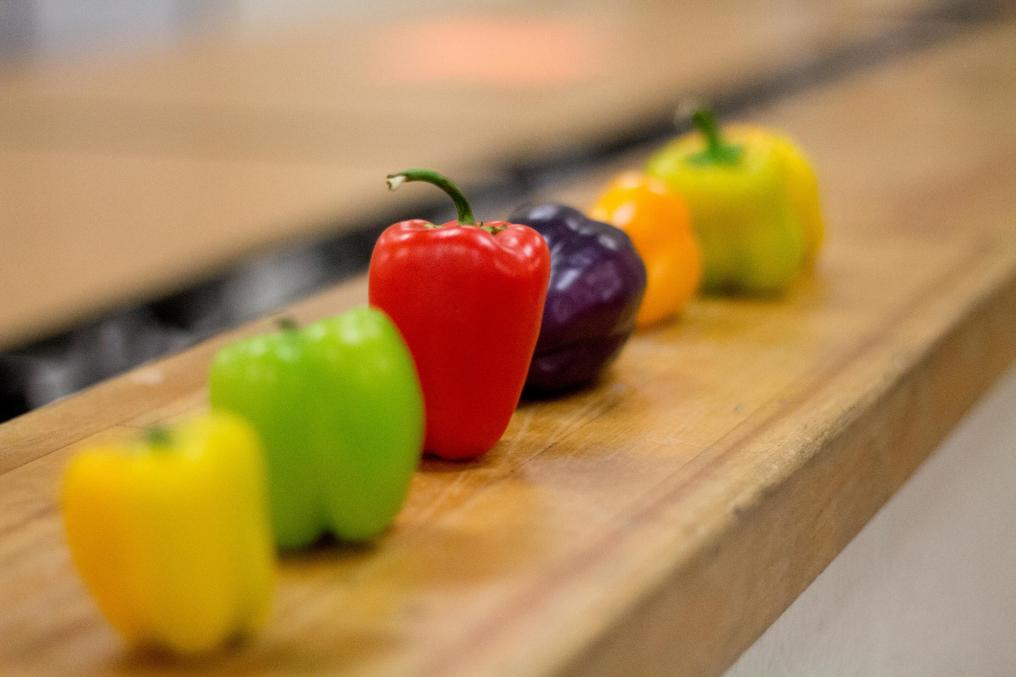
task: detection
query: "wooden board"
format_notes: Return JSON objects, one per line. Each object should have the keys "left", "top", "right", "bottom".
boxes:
{"left": 0, "top": 6, "right": 892, "bottom": 122}
{"left": 0, "top": 149, "right": 496, "bottom": 352}
{"left": 2, "top": 18, "right": 1015, "bottom": 677}
{"left": 0, "top": 3, "right": 900, "bottom": 349}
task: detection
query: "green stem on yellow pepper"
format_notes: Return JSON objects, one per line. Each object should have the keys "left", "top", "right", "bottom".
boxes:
{"left": 145, "top": 426, "right": 172, "bottom": 447}
{"left": 690, "top": 108, "right": 743, "bottom": 165}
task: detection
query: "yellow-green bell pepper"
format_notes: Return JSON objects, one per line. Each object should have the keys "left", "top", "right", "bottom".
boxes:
{"left": 646, "top": 108, "right": 824, "bottom": 294}
{"left": 61, "top": 413, "right": 276, "bottom": 655}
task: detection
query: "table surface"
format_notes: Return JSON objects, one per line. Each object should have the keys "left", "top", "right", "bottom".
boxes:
{"left": 0, "top": 2, "right": 911, "bottom": 350}
{"left": 2, "top": 6, "right": 1016, "bottom": 677}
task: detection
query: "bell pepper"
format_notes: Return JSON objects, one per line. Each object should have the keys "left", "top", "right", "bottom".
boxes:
{"left": 767, "top": 129, "right": 824, "bottom": 266}
{"left": 369, "top": 168, "right": 551, "bottom": 460}
{"left": 589, "top": 173, "right": 701, "bottom": 328}
{"left": 61, "top": 412, "right": 275, "bottom": 655}
{"left": 508, "top": 203, "right": 646, "bottom": 393}
{"left": 209, "top": 306, "right": 423, "bottom": 549}
{"left": 646, "top": 107, "right": 823, "bottom": 293}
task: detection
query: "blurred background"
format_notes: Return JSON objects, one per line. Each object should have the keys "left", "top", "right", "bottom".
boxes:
{"left": 0, "top": 0, "right": 1008, "bottom": 422}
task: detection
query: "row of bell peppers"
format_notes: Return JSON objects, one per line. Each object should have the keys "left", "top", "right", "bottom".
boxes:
{"left": 61, "top": 107, "right": 823, "bottom": 654}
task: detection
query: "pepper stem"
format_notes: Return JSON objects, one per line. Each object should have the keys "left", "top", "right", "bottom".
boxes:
{"left": 690, "top": 107, "right": 743, "bottom": 164}
{"left": 145, "top": 426, "right": 172, "bottom": 447}
{"left": 277, "top": 316, "right": 299, "bottom": 332}
{"left": 386, "top": 168, "right": 478, "bottom": 225}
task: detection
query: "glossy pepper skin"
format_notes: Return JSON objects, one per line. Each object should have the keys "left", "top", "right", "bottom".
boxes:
{"left": 764, "top": 128, "right": 823, "bottom": 266}
{"left": 590, "top": 173, "right": 701, "bottom": 328}
{"left": 209, "top": 307, "right": 423, "bottom": 549}
{"left": 369, "top": 169, "right": 550, "bottom": 460}
{"left": 508, "top": 203, "right": 646, "bottom": 393}
{"left": 646, "top": 108, "right": 822, "bottom": 293}
{"left": 61, "top": 413, "right": 275, "bottom": 655}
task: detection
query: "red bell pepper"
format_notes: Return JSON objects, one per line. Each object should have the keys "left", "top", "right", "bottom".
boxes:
{"left": 369, "top": 169, "right": 550, "bottom": 460}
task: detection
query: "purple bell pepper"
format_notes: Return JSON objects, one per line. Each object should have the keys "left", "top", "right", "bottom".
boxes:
{"left": 509, "top": 203, "right": 647, "bottom": 394}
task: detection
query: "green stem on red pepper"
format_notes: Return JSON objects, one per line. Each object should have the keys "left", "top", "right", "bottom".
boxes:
{"left": 386, "top": 169, "right": 478, "bottom": 226}
{"left": 689, "top": 107, "right": 743, "bottom": 166}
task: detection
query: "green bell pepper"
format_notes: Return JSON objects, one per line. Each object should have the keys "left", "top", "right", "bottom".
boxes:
{"left": 209, "top": 306, "right": 423, "bottom": 549}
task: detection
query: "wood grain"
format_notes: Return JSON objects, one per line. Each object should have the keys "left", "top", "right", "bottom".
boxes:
{"left": 1, "top": 17, "right": 1015, "bottom": 677}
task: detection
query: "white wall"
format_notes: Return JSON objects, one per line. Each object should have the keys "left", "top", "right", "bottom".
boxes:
{"left": 727, "top": 364, "right": 1016, "bottom": 676}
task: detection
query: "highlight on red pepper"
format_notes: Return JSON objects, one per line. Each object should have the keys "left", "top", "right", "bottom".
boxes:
{"left": 369, "top": 168, "right": 551, "bottom": 461}
{"left": 508, "top": 203, "right": 646, "bottom": 394}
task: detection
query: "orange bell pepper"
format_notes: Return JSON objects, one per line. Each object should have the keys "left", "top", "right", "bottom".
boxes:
{"left": 590, "top": 173, "right": 701, "bottom": 328}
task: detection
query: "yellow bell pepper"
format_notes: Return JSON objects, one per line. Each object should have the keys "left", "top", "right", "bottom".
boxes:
{"left": 61, "top": 412, "right": 276, "bottom": 655}
{"left": 646, "top": 107, "right": 824, "bottom": 293}
{"left": 767, "top": 129, "right": 823, "bottom": 266}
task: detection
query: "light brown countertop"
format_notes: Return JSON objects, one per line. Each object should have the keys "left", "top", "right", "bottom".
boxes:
{"left": 1, "top": 13, "right": 1015, "bottom": 677}
{"left": 0, "top": 3, "right": 900, "bottom": 349}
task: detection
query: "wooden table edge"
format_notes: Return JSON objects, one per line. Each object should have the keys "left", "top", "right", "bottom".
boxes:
{"left": 552, "top": 265, "right": 1016, "bottom": 676}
